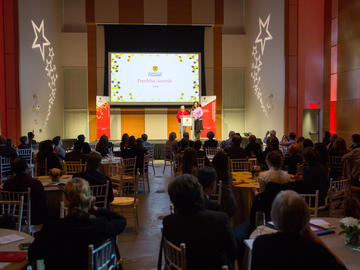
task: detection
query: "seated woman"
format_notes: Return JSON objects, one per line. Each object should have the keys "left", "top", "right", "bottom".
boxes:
{"left": 329, "top": 137, "right": 348, "bottom": 157}
{"left": 165, "top": 132, "right": 178, "bottom": 155}
{"left": 35, "top": 140, "right": 62, "bottom": 174}
{"left": 28, "top": 178, "right": 126, "bottom": 270}
{"left": 53, "top": 136, "right": 66, "bottom": 162}
{"left": 284, "top": 144, "right": 303, "bottom": 175}
{"left": 135, "top": 138, "right": 149, "bottom": 173}
{"left": 251, "top": 190, "right": 346, "bottom": 270}
{"left": 3, "top": 158, "right": 47, "bottom": 225}
{"left": 122, "top": 136, "right": 137, "bottom": 158}
{"left": 95, "top": 134, "right": 110, "bottom": 157}
{"left": 212, "top": 151, "right": 237, "bottom": 218}
{"left": 18, "top": 136, "right": 31, "bottom": 149}
{"left": 120, "top": 133, "right": 129, "bottom": 153}
{"left": 203, "top": 131, "right": 218, "bottom": 148}
{"left": 181, "top": 147, "right": 198, "bottom": 176}
{"left": 194, "top": 140, "right": 210, "bottom": 166}
{"left": 245, "top": 135, "right": 262, "bottom": 159}
{"left": 302, "top": 148, "right": 329, "bottom": 205}
{"left": 259, "top": 151, "right": 290, "bottom": 192}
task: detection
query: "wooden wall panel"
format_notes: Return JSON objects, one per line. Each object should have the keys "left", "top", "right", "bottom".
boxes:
{"left": 121, "top": 108, "right": 145, "bottom": 138}
{"left": 167, "top": 108, "right": 178, "bottom": 139}
{"left": 119, "top": 0, "right": 144, "bottom": 24}
{"left": 167, "top": 0, "right": 192, "bottom": 25}
{"left": 213, "top": 26, "right": 222, "bottom": 139}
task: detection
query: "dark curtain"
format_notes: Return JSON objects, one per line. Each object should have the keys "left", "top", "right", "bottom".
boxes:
{"left": 103, "top": 25, "right": 206, "bottom": 97}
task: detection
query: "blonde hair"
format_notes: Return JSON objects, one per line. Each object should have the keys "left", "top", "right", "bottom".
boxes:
{"left": 64, "top": 178, "right": 92, "bottom": 214}
{"left": 271, "top": 190, "right": 310, "bottom": 233}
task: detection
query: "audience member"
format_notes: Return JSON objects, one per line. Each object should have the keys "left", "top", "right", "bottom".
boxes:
{"left": 302, "top": 138, "right": 314, "bottom": 150}
{"left": 284, "top": 144, "right": 303, "bottom": 175}
{"left": 52, "top": 136, "right": 66, "bottom": 161}
{"left": 181, "top": 132, "right": 194, "bottom": 148}
{"left": 65, "top": 141, "right": 86, "bottom": 162}
{"left": 225, "top": 135, "right": 246, "bottom": 159}
{"left": 77, "top": 134, "right": 91, "bottom": 154}
{"left": 263, "top": 130, "right": 277, "bottom": 144}
{"left": 259, "top": 151, "right": 290, "bottom": 191}
{"left": 350, "top": 133, "right": 360, "bottom": 150}
{"left": 120, "top": 133, "right": 129, "bottom": 153}
{"left": 342, "top": 142, "right": 360, "bottom": 185}
{"left": 344, "top": 197, "right": 360, "bottom": 219}
{"left": 328, "top": 134, "right": 338, "bottom": 151}
{"left": 204, "top": 131, "right": 218, "bottom": 148}
{"left": 4, "top": 158, "right": 47, "bottom": 225}
{"left": 165, "top": 132, "right": 178, "bottom": 154}
{"left": 245, "top": 135, "right": 262, "bottom": 159}
{"left": 0, "top": 136, "right": 17, "bottom": 159}
{"left": 135, "top": 138, "right": 149, "bottom": 173}
{"left": 251, "top": 190, "right": 346, "bottom": 270}
{"left": 36, "top": 140, "right": 62, "bottom": 172}
{"left": 141, "top": 134, "right": 152, "bottom": 151}
{"left": 212, "top": 151, "right": 237, "bottom": 218}
{"left": 329, "top": 137, "right": 348, "bottom": 156}
{"left": 29, "top": 178, "right": 126, "bottom": 270}
{"left": 323, "top": 131, "right": 331, "bottom": 146}
{"left": 163, "top": 174, "right": 236, "bottom": 270}
{"left": 197, "top": 167, "right": 223, "bottom": 212}
{"left": 27, "top": 132, "right": 37, "bottom": 145}
{"left": 18, "top": 136, "right": 30, "bottom": 149}
{"left": 181, "top": 147, "right": 198, "bottom": 175}
{"left": 194, "top": 140, "right": 209, "bottom": 166}
{"left": 122, "top": 136, "right": 137, "bottom": 158}
{"left": 96, "top": 134, "right": 110, "bottom": 157}
{"left": 314, "top": 142, "right": 329, "bottom": 168}
{"left": 302, "top": 148, "right": 329, "bottom": 205}
{"left": 280, "top": 132, "right": 296, "bottom": 147}
{"left": 74, "top": 152, "right": 114, "bottom": 206}
{"left": 296, "top": 136, "right": 305, "bottom": 152}
{"left": 224, "top": 131, "right": 235, "bottom": 149}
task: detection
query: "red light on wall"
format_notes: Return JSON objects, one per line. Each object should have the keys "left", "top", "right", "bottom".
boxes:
{"left": 308, "top": 103, "right": 320, "bottom": 109}
{"left": 330, "top": 101, "right": 336, "bottom": 134}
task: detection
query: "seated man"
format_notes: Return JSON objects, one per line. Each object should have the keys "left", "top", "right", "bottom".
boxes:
{"left": 65, "top": 141, "right": 87, "bottom": 162}
{"left": 343, "top": 135, "right": 360, "bottom": 186}
{"left": 0, "top": 136, "right": 17, "bottom": 159}
{"left": 284, "top": 144, "right": 303, "bottom": 175}
{"left": 204, "top": 131, "right": 218, "bottom": 148}
{"left": 163, "top": 174, "right": 236, "bottom": 270}
{"left": 225, "top": 135, "right": 247, "bottom": 159}
{"left": 141, "top": 133, "right": 152, "bottom": 151}
{"left": 77, "top": 134, "right": 91, "bottom": 154}
{"left": 245, "top": 135, "right": 262, "bottom": 159}
{"left": 18, "top": 136, "right": 31, "bottom": 149}
{"left": 74, "top": 152, "right": 114, "bottom": 206}
{"left": 3, "top": 158, "right": 47, "bottom": 225}
{"left": 28, "top": 178, "right": 126, "bottom": 270}
{"left": 180, "top": 132, "right": 194, "bottom": 148}
{"left": 197, "top": 167, "right": 223, "bottom": 212}
{"left": 224, "top": 131, "right": 235, "bottom": 149}
{"left": 251, "top": 190, "right": 346, "bottom": 270}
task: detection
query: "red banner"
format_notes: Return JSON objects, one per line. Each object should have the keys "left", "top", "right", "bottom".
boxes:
{"left": 96, "top": 96, "right": 110, "bottom": 139}
{"left": 200, "top": 96, "right": 217, "bottom": 139}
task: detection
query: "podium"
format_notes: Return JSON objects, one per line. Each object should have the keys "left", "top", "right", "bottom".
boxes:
{"left": 180, "top": 116, "right": 195, "bottom": 140}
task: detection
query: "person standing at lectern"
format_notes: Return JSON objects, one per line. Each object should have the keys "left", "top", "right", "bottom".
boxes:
{"left": 191, "top": 101, "right": 203, "bottom": 140}
{"left": 176, "top": 105, "right": 189, "bottom": 137}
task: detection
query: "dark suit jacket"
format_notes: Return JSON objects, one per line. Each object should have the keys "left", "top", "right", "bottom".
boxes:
{"left": 0, "top": 145, "right": 17, "bottom": 159}
{"left": 163, "top": 208, "right": 236, "bottom": 270}
{"left": 245, "top": 142, "right": 262, "bottom": 158}
{"left": 3, "top": 173, "right": 47, "bottom": 225}
{"left": 74, "top": 170, "right": 114, "bottom": 205}
{"left": 204, "top": 139, "right": 218, "bottom": 148}
{"left": 251, "top": 232, "right": 347, "bottom": 270}
{"left": 204, "top": 197, "right": 223, "bottom": 212}
{"left": 303, "top": 164, "right": 329, "bottom": 205}
{"left": 28, "top": 209, "right": 126, "bottom": 270}
{"left": 284, "top": 153, "right": 303, "bottom": 175}
{"left": 225, "top": 146, "right": 247, "bottom": 159}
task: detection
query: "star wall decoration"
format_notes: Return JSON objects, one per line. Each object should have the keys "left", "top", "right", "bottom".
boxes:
{"left": 31, "top": 19, "right": 50, "bottom": 61}
{"left": 45, "top": 58, "right": 53, "bottom": 77}
{"left": 255, "top": 14, "right": 273, "bottom": 55}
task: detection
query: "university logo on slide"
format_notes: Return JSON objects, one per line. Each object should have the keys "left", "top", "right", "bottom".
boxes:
{"left": 153, "top": 66, "right": 158, "bottom": 72}
{"left": 148, "top": 66, "right": 162, "bottom": 76}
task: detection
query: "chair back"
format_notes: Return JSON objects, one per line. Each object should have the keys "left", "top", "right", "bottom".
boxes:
{"left": 17, "top": 149, "right": 33, "bottom": 164}
{"left": 328, "top": 178, "right": 350, "bottom": 217}
{"left": 0, "top": 197, "right": 24, "bottom": 231}
{"left": 90, "top": 181, "right": 110, "bottom": 208}
{"left": 143, "top": 154, "right": 151, "bottom": 174}
{"left": 229, "top": 159, "right": 250, "bottom": 172}
{"left": 210, "top": 180, "right": 222, "bottom": 204}
{"left": 148, "top": 144, "right": 155, "bottom": 162}
{"left": 300, "top": 190, "right": 319, "bottom": 217}
{"left": 122, "top": 158, "right": 137, "bottom": 177}
{"left": 0, "top": 188, "right": 31, "bottom": 232}
{"left": 63, "top": 161, "right": 86, "bottom": 174}
{"left": 88, "top": 240, "right": 116, "bottom": 270}
{"left": 34, "top": 158, "right": 47, "bottom": 176}
{"left": 328, "top": 155, "right": 345, "bottom": 179}
{"left": 205, "top": 147, "right": 218, "bottom": 161}
{"left": 0, "top": 157, "right": 12, "bottom": 183}
{"left": 197, "top": 157, "right": 205, "bottom": 168}
{"left": 164, "top": 145, "right": 174, "bottom": 161}
{"left": 163, "top": 234, "right": 186, "bottom": 270}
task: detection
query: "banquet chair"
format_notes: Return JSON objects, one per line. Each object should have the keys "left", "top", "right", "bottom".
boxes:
{"left": 17, "top": 148, "right": 33, "bottom": 164}
{"left": 88, "top": 239, "right": 116, "bottom": 270}
{"left": 59, "top": 201, "right": 68, "bottom": 218}
{"left": 139, "top": 154, "right": 151, "bottom": 193}
{"left": 197, "top": 157, "right": 205, "bottom": 168}
{"left": 90, "top": 181, "right": 110, "bottom": 208}
{"left": 229, "top": 159, "right": 250, "bottom": 172}
{"left": 0, "top": 188, "right": 32, "bottom": 233}
{"left": 328, "top": 156, "right": 345, "bottom": 179}
{"left": 148, "top": 144, "right": 156, "bottom": 174}
{"left": 34, "top": 158, "right": 47, "bottom": 176}
{"left": 328, "top": 178, "right": 350, "bottom": 217}
{"left": 0, "top": 157, "right": 12, "bottom": 183}
{"left": 163, "top": 145, "right": 175, "bottom": 175}
{"left": 163, "top": 234, "right": 187, "bottom": 270}
{"left": 205, "top": 147, "right": 219, "bottom": 161}
{"left": 63, "top": 161, "right": 86, "bottom": 174}
{"left": 110, "top": 169, "right": 139, "bottom": 233}
{"left": 209, "top": 180, "right": 222, "bottom": 204}
{"left": 300, "top": 190, "right": 319, "bottom": 217}
{"left": 0, "top": 197, "right": 24, "bottom": 232}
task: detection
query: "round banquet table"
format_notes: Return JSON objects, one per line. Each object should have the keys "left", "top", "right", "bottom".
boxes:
{"left": 100, "top": 157, "right": 123, "bottom": 177}
{"left": 0, "top": 229, "right": 34, "bottom": 270}
{"left": 249, "top": 218, "right": 360, "bottom": 270}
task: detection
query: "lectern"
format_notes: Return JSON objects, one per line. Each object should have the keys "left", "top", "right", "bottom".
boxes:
{"left": 180, "top": 116, "right": 195, "bottom": 140}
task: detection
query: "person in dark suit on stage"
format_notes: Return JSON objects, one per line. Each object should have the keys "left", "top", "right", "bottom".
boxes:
{"left": 163, "top": 174, "right": 236, "bottom": 270}
{"left": 28, "top": 178, "right": 126, "bottom": 270}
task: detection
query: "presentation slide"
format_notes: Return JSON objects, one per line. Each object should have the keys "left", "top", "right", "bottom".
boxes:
{"left": 109, "top": 52, "right": 200, "bottom": 105}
